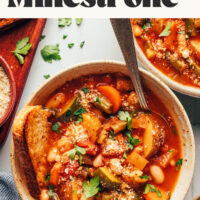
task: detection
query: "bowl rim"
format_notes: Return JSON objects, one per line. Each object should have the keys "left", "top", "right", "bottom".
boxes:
{"left": 135, "top": 37, "right": 200, "bottom": 98}
{"left": 0, "top": 55, "right": 16, "bottom": 126}
{"left": 10, "top": 60, "right": 195, "bottom": 200}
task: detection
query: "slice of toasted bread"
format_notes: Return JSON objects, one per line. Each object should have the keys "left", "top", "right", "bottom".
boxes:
{"left": 12, "top": 105, "right": 41, "bottom": 198}
{"left": 25, "top": 106, "right": 51, "bottom": 188}
{"left": 12, "top": 105, "right": 51, "bottom": 199}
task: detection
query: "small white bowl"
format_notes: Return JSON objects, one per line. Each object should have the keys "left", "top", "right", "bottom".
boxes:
{"left": 11, "top": 61, "right": 195, "bottom": 200}
{"left": 135, "top": 39, "right": 200, "bottom": 98}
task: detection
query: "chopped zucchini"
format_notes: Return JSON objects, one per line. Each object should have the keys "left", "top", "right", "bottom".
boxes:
{"left": 165, "top": 51, "right": 187, "bottom": 72}
{"left": 186, "top": 18, "right": 197, "bottom": 37}
{"left": 57, "top": 95, "right": 81, "bottom": 122}
{"left": 93, "top": 95, "right": 112, "bottom": 114}
{"left": 94, "top": 167, "right": 121, "bottom": 190}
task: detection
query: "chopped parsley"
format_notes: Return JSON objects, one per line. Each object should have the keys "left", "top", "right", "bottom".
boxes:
{"left": 52, "top": 122, "right": 60, "bottom": 132}
{"left": 58, "top": 18, "right": 72, "bottom": 27}
{"left": 159, "top": 22, "right": 172, "bottom": 37}
{"left": 74, "top": 108, "right": 86, "bottom": 116}
{"left": 40, "top": 35, "right": 46, "bottom": 41}
{"left": 142, "top": 20, "right": 152, "bottom": 30}
{"left": 125, "top": 132, "right": 141, "bottom": 149}
{"left": 68, "top": 43, "right": 74, "bottom": 49}
{"left": 176, "top": 159, "right": 183, "bottom": 170}
{"left": 118, "top": 111, "right": 134, "bottom": 130}
{"left": 108, "top": 130, "right": 115, "bottom": 140}
{"left": 140, "top": 175, "right": 149, "bottom": 179}
{"left": 75, "top": 115, "right": 83, "bottom": 124}
{"left": 45, "top": 172, "right": 50, "bottom": 183}
{"left": 12, "top": 37, "right": 32, "bottom": 65}
{"left": 144, "top": 184, "right": 162, "bottom": 197}
{"left": 123, "top": 151, "right": 127, "bottom": 159}
{"left": 81, "top": 87, "right": 89, "bottom": 94}
{"left": 63, "top": 34, "right": 68, "bottom": 40}
{"left": 48, "top": 185, "right": 53, "bottom": 199}
{"left": 41, "top": 44, "right": 61, "bottom": 63}
{"left": 43, "top": 74, "right": 50, "bottom": 79}
{"left": 80, "top": 41, "right": 85, "bottom": 48}
{"left": 96, "top": 96, "right": 101, "bottom": 104}
{"left": 68, "top": 145, "right": 86, "bottom": 164}
{"left": 83, "top": 177, "right": 100, "bottom": 198}
{"left": 179, "top": 31, "right": 185, "bottom": 35}
{"left": 75, "top": 18, "right": 83, "bottom": 26}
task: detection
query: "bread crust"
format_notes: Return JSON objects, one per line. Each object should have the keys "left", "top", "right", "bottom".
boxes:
{"left": 12, "top": 106, "right": 41, "bottom": 198}
{"left": 12, "top": 105, "right": 51, "bottom": 199}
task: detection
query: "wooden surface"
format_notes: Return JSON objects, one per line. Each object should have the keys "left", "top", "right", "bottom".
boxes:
{"left": 0, "top": 19, "right": 46, "bottom": 145}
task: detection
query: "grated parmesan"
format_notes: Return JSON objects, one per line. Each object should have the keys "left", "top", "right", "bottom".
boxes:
{"left": 0, "top": 66, "right": 11, "bottom": 119}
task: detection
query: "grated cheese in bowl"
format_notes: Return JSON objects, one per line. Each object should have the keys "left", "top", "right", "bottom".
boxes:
{"left": 0, "top": 66, "right": 11, "bottom": 120}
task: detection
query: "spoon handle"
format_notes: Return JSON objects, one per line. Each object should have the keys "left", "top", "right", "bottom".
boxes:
{"left": 110, "top": 18, "right": 150, "bottom": 111}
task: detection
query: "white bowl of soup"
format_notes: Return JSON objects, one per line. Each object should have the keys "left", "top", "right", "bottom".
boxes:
{"left": 132, "top": 18, "right": 200, "bottom": 97}
{"left": 11, "top": 61, "right": 194, "bottom": 200}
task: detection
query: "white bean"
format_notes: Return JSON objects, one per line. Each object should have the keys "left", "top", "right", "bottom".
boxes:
{"left": 93, "top": 154, "right": 103, "bottom": 167}
{"left": 47, "top": 147, "right": 60, "bottom": 162}
{"left": 150, "top": 165, "right": 165, "bottom": 184}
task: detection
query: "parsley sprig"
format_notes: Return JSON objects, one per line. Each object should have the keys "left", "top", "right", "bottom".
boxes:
{"left": 12, "top": 37, "right": 32, "bottom": 65}
{"left": 68, "top": 145, "right": 86, "bottom": 164}
{"left": 83, "top": 177, "right": 100, "bottom": 198}
{"left": 144, "top": 184, "right": 162, "bottom": 197}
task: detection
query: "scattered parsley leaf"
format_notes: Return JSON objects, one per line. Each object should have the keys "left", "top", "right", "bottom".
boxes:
{"left": 59, "top": 129, "right": 63, "bottom": 134}
{"left": 68, "top": 43, "right": 74, "bottom": 48}
{"left": 48, "top": 185, "right": 53, "bottom": 199}
{"left": 83, "top": 177, "right": 100, "bottom": 198}
{"left": 41, "top": 44, "right": 61, "bottom": 63}
{"left": 80, "top": 41, "right": 85, "bottom": 48}
{"left": 140, "top": 175, "right": 149, "bottom": 179}
{"left": 81, "top": 87, "right": 89, "bottom": 94}
{"left": 125, "top": 132, "right": 141, "bottom": 147}
{"left": 123, "top": 151, "right": 127, "bottom": 159}
{"left": 179, "top": 31, "right": 185, "bottom": 35}
{"left": 75, "top": 18, "right": 83, "bottom": 26}
{"left": 40, "top": 35, "right": 46, "bottom": 41}
{"left": 144, "top": 184, "right": 150, "bottom": 194}
{"left": 159, "top": 22, "right": 172, "bottom": 37}
{"left": 74, "top": 108, "right": 86, "bottom": 116}
{"left": 12, "top": 37, "right": 32, "bottom": 65}
{"left": 52, "top": 122, "right": 60, "bottom": 132}
{"left": 45, "top": 172, "right": 50, "bottom": 183}
{"left": 108, "top": 130, "right": 115, "bottom": 140}
{"left": 96, "top": 96, "right": 101, "bottom": 104}
{"left": 118, "top": 111, "right": 130, "bottom": 121}
{"left": 75, "top": 115, "right": 83, "bottom": 124}
{"left": 68, "top": 145, "right": 86, "bottom": 163}
{"left": 63, "top": 34, "right": 68, "bottom": 40}
{"left": 43, "top": 74, "right": 50, "bottom": 79}
{"left": 58, "top": 18, "right": 72, "bottom": 27}
{"left": 176, "top": 158, "right": 183, "bottom": 170}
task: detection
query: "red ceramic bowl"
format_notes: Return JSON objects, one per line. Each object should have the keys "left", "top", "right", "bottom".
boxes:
{"left": 0, "top": 55, "right": 16, "bottom": 127}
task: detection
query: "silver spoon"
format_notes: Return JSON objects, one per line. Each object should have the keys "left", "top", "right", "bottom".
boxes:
{"left": 110, "top": 19, "right": 171, "bottom": 129}
{"left": 110, "top": 18, "right": 150, "bottom": 112}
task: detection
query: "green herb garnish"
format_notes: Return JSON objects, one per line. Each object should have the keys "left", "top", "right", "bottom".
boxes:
{"left": 48, "top": 185, "right": 53, "bottom": 199}
{"left": 41, "top": 44, "right": 61, "bottom": 63}
{"left": 176, "top": 159, "right": 183, "bottom": 170}
{"left": 52, "top": 122, "right": 60, "bottom": 132}
{"left": 63, "top": 34, "right": 68, "bottom": 40}
{"left": 74, "top": 108, "right": 86, "bottom": 116}
{"left": 40, "top": 35, "right": 46, "bottom": 41}
{"left": 159, "top": 22, "right": 172, "bottom": 37}
{"left": 83, "top": 177, "right": 100, "bottom": 198}
{"left": 75, "top": 18, "right": 83, "bottom": 26}
{"left": 58, "top": 18, "right": 72, "bottom": 27}
{"left": 125, "top": 132, "right": 140, "bottom": 148}
{"left": 68, "top": 145, "right": 86, "bottom": 163}
{"left": 81, "top": 87, "right": 89, "bottom": 94}
{"left": 43, "top": 74, "right": 50, "bottom": 79}
{"left": 144, "top": 184, "right": 162, "bottom": 197}
{"left": 68, "top": 43, "right": 74, "bottom": 48}
{"left": 12, "top": 37, "right": 32, "bottom": 65}
{"left": 80, "top": 41, "right": 85, "bottom": 48}
{"left": 45, "top": 172, "right": 50, "bottom": 183}
{"left": 140, "top": 175, "right": 149, "bottom": 179}
{"left": 96, "top": 96, "right": 101, "bottom": 104}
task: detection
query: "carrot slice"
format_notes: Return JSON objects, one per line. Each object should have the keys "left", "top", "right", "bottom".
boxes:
{"left": 97, "top": 85, "right": 121, "bottom": 113}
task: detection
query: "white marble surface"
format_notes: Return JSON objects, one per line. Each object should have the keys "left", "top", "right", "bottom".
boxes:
{"left": 0, "top": 19, "right": 199, "bottom": 199}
